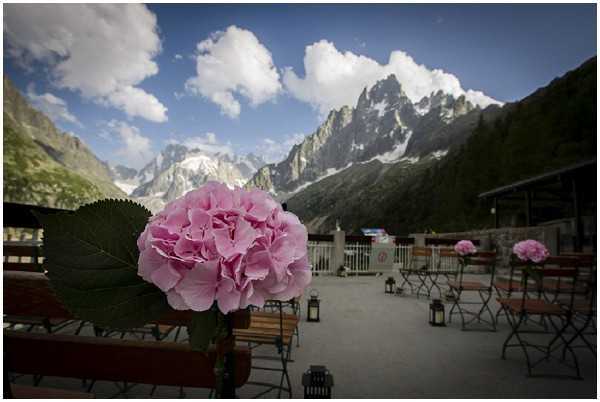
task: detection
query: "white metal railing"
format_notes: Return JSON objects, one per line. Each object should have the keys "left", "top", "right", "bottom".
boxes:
{"left": 344, "top": 243, "right": 371, "bottom": 274}
{"left": 430, "top": 245, "right": 459, "bottom": 273}
{"left": 307, "top": 241, "right": 334, "bottom": 274}
{"left": 394, "top": 245, "right": 412, "bottom": 268}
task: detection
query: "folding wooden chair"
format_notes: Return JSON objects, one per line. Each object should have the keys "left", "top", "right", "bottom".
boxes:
{"left": 431, "top": 248, "right": 459, "bottom": 299}
{"left": 498, "top": 256, "right": 582, "bottom": 378}
{"left": 233, "top": 301, "right": 299, "bottom": 398}
{"left": 494, "top": 257, "right": 539, "bottom": 324}
{"left": 448, "top": 251, "right": 497, "bottom": 331}
{"left": 398, "top": 247, "right": 432, "bottom": 298}
{"left": 563, "top": 260, "right": 596, "bottom": 357}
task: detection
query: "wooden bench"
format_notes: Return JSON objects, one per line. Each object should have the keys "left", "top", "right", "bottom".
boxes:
{"left": 4, "top": 271, "right": 252, "bottom": 398}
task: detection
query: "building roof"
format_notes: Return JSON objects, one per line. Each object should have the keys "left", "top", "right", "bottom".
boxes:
{"left": 478, "top": 159, "right": 596, "bottom": 199}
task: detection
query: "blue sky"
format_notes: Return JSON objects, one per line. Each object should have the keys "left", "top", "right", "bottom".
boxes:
{"left": 3, "top": 3, "right": 597, "bottom": 169}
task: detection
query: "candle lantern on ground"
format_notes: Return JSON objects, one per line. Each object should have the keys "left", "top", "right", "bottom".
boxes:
{"left": 429, "top": 299, "right": 446, "bottom": 326}
{"left": 307, "top": 289, "right": 321, "bottom": 322}
{"left": 302, "top": 365, "right": 334, "bottom": 398}
{"left": 385, "top": 277, "right": 396, "bottom": 294}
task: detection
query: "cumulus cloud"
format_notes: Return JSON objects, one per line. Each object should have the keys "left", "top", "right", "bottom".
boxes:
{"left": 257, "top": 133, "right": 306, "bottom": 164}
{"left": 185, "top": 25, "right": 282, "bottom": 118}
{"left": 107, "top": 120, "right": 154, "bottom": 169}
{"left": 283, "top": 40, "right": 501, "bottom": 116}
{"left": 26, "top": 83, "right": 81, "bottom": 127}
{"left": 168, "top": 132, "right": 234, "bottom": 156}
{"left": 4, "top": 4, "right": 168, "bottom": 123}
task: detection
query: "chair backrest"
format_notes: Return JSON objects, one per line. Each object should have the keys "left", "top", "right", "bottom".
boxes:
{"left": 3, "top": 271, "right": 250, "bottom": 329}
{"left": 468, "top": 251, "right": 497, "bottom": 266}
{"left": 4, "top": 244, "right": 44, "bottom": 272}
{"left": 411, "top": 247, "right": 432, "bottom": 257}
{"left": 4, "top": 330, "right": 251, "bottom": 388}
{"left": 409, "top": 247, "right": 432, "bottom": 271}
{"left": 560, "top": 252, "right": 595, "bottom": 266}
{"left": 456, "top": 251, "right": 497, "bottom": 280}
{"left": 438, "top": 248, "right": 458, "bottom": 258}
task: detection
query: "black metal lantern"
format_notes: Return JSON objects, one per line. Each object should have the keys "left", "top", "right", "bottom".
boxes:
{"left": 302, "top": 365, "right": 334, "bottom": 399}
{"left": 307, "top": 289, "right": 320, "bottom": 322}
{"left": 429, "top": 299, "right": 446, "bottom": 326}
{"left": 385, "top": 276, "right": 396, "bottom": 294}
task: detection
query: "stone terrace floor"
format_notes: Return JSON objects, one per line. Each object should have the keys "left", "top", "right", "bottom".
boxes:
{"left": 9, "top": 274, "right": 597, "bottom": 398}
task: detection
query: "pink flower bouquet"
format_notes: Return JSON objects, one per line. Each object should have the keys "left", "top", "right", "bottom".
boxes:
{"left": 454, "top": 240, "right": 477, "bottom": 256}
{"left": 454, "top": 240, "right": 477, "bottom": 268}
{"left": 512, "top": 240, "right": 549, "bottom": 263}
{"left": 137, "top": 181, "right": 312, "bottom": 314}
{"left": 512, "top": 240, "right": 549, "bottom": 285}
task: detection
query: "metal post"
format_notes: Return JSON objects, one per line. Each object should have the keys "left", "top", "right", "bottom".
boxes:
{"left": 572, "top": 178, "right": 583, "bottom": 252}
{"left": 525, "top": 190, "right": 532, "bottom": 226}
{"left": 223, "top": 316, "right": 236, "bottom": 398}
{"left": 494, "top": 197, "right": 499, "bottom": 229}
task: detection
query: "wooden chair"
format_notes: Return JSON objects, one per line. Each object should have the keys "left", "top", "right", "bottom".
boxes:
{"left": 3, "top": 243, "right": 44, "bottom": 272}
{"left": 494, "top": 257, "right": 540, "bottom": 324}
{"left": 7, "top": 383, "right": 94, "bottom": 399}
{"left": 398, "top": 247, "right": 432, "bottom": 298}
{"left": 3, "top": 269, "right": 75, "bottom": 334}
{"left": 264, "top": 297, "right": 302, "bottom": 347}
{"left": 448, "top": 251, "right": 497, "bottom": 331}
{"left": 233, "top": 302, "right": 299, "bottom": 398}
{"left": 498, "top": 256, "right": 582, "bottom": 378}
{"left": 5, "top": 330, "right": 252, "bottom": 397}
{"left": 431, "top": 248, "right": 459, "bottom": 299}
{"left": 561, "top": 256, "right": 596, "bottom": 356}
{"left": 4, "top": 271, "right": 252, "bottom": 397}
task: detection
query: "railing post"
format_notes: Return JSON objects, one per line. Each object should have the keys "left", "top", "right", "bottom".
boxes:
{"left": 330, "top": 230, "right": 346, "bottom": 274}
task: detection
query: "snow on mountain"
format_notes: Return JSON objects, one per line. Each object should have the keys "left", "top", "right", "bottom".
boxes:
{"left": 118, "top": 144, "right": 265, "bottom": 212}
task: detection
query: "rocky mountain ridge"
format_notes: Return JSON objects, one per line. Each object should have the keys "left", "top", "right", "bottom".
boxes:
{"left": 247, "top": 74, "right": 486, "bottom": 196}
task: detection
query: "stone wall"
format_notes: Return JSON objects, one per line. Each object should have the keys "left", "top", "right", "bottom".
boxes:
{"left": 422, "top": 226, "right": 561, "bottom": 270}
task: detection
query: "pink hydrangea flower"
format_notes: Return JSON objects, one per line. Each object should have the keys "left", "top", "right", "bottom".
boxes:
{"left": 512, "top": 240, "right": 549, "bottom": 263}
{"left": 454, "top": 240, "right": 477, "bottom": 256}
{"left": 137, "top": 181, "right": 312, "bottom": 314}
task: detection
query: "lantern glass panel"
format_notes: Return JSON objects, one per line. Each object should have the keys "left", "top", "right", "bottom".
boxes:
{"left": 307, "top": 296, "right": 320, "bottom": 322}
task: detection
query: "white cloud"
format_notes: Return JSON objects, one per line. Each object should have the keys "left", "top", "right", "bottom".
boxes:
{"left": 168, "top": 133, "right": 234, "bottom": 156}
{"left": 4, "top": 4, "right": 168, "bottom": 123}
{"left": 283, "top": 40, "right": 501, "bottom": 116}
{"left": 26, "top": 83, "right": 81, "bottom": 127}
{"left": 174, "top": 54, "right": 183, "bottom": 61}
{"left": 104, "top": 86, "right": 167, "bottom": 123}
{"left": 257, "top": 133, "right": 305, "bottom": 164}
{"left": 185, "top": 25, "right": 282, "bottom": 118}
{"left": 107, "top": 120, "right": 154, "bottom": 169}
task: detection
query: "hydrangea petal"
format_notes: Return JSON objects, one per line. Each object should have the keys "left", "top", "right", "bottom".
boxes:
{"left": 175, "top": 260, "right": 219, "bottom": 311}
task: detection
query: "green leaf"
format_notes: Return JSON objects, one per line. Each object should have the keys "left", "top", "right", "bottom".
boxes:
{"left": 188, "top": 310, "right": 217, "bottom": 352}
{"left": 33, "top": 199, "right": 171, "bottom": 330}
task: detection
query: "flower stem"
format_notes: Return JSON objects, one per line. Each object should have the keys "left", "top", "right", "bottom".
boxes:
{"left": 214, "top": 312, "right": 235, "bottom": 399}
